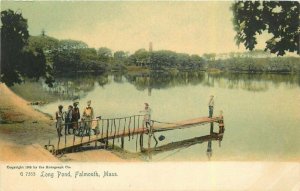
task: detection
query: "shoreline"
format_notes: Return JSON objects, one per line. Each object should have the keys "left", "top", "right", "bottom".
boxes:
{"left": 0, "top": 83, "right": 127, "bottom": 162}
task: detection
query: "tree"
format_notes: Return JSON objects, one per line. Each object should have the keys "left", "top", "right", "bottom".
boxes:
{"left": 1, "top": 9, "right": 29, "bottom": 85}
{"left": 114, "top": 51, "right": 128, "bottom": 60}
{"left": 151, "top": 50, "right": 177, "bottom": 69}
{"left": 232, "top": 1, "right": 299, "bottom": 56}
{"left": 97, "top": 47, "right": 112, "bottom": 62}
{"left": 1, "top": 9, "right": 53, "bottom": 86}
{"left": 113, "top": 51, "right": 128, "bottom": 65}
{"left": 59, "top": 39, "right": 88, "bottom": 50}
{"left": 22, "top": 48, "right": 46, "bottom": 80}
{"left": 28, "top": 35, "right": 59, "bottom": 53}
{"left": 202, "top": 53, "right": 216, "bottom": 61}
{"left": 190, "top": 54, "right": 205, "bottom": 68}
{"left": 129, "top": 49, "right": 149, "bottom": 66}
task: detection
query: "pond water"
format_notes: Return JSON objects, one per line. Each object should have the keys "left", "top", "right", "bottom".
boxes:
{"left": 17, "top": 71, "right": 300, "bottom": 161}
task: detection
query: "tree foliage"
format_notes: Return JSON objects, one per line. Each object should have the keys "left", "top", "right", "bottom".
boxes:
{"left": 232, "top": 1, "right": 299, "bottom": 56}
{"left": 97, "top": 47, "right": 112, "bottom": 62}
{"left": 127, "top": 49, "right": 205, "bottom": 70}
{"left": 1, "top": 9, "right": 50, "bottom": 86}
{"left": 207, "top": 56, "right": 300, "bottom": 73}
{"left": 1, "top": 9, "right": 29, "bottom": 85}
{"left": 58, "top": 39, "right": 88, "bottom": 50}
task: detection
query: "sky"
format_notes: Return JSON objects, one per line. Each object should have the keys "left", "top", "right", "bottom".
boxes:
{"left": 1, "top": 1, "right": 269, "bottom": 55}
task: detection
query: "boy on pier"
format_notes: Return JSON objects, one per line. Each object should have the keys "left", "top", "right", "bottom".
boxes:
{"left": 55, "top": 105, "right": 64, "bottom": 137}
{"left": 82, "top": 100, "right": 94, "bottom": 135}
{"left": 208, "top": 95, "right": 214, "bottom": 118}
{"left": 140, "top": 103, "right": 152, "bottom": 130}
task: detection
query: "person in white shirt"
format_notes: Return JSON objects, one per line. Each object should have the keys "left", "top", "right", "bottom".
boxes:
{"left": 140, "top": 103, "right": 152, "bottom": 129}
{"left": 82, "top": 100, "right": 94, "bottom": 135}
{"left": 208, "top": 95, "right": 214, "bottom": 118}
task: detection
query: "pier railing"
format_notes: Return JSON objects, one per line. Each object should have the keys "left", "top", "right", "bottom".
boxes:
{"left": 46, "top": 114, "right": 224, "bottom": 155}
{"left": 51, "top": 115, "right": 149, "bottom": 154}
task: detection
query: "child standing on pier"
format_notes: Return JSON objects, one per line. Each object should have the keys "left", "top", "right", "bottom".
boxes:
{"left": 208, "top": 95, "right": 214, "bottom": 118}
{"left": 65, "top": 105, "right": 73, "bottom": 134}
{"left": 82, "top": 100, "right": 94, "bottom": 135}
{"left": 72, "top": 102, "right": 80, "bottom": 134}
{"left": 140, "top": 103, "right": 152, "bottom": 129}
{"left": 55, "top": 105, "right": 64, "bottom": 137}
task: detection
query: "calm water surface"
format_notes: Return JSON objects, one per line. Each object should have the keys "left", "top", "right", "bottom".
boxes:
{"left": 23, "top": 72, "right": 300, "bottom": 161}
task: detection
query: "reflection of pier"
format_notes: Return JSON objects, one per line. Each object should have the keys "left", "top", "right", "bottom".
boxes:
{"left": 143, "top": 132, "right": 224, "bottom": 158}
{"left": 45, "top": 115, "right": 225, "bottom": 157}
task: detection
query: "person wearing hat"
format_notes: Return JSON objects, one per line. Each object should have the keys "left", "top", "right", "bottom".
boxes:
{"left": 72, "top": 101, "right": 80, "bottom": 134}
{"left": 55, "top": 105, "right": 64, "bottom": 137}
{"left": 82, "top": 100, "right": 94, "bottom": 136}
{"left": 140, "top": 103, "right": 152, "bottom": 129}
{"left": 208, "top": 95, "right": 215, "bottom": 118}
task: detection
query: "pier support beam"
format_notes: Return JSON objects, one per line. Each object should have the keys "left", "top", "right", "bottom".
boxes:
{"left": 140, "top": 133, "right": 144, "bottom": 152}
{"left": 121, "top": 137, "right": 124, "bottom": 149}
{"left": 210, "top": 122, "right": 214, "bottom": 134}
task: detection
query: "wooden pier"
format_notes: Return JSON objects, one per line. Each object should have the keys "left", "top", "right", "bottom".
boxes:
{"left": 45, "top": 115, "right": 224, "bottom": 155}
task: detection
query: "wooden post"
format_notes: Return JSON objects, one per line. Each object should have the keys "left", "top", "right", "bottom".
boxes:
{"left": 140, "top": 133, "right": 144, "bottom": 152}
{"left": 101, "top": 119, "right": 104, "bottom": 139}
{"left": 64, "top": 123, "right": 67, "bottom": 148}
{"left": 210, "top": 122, "right": 214, "bottom": 134}
{"left": 112, "top": 119, "right": 116, "bottom": 149}
{"left": 147, "top": 123, "right": 153, "bottom": 151}
{"left": 106, "top": 119, "right": 109, "bottom": 149}
{"left": 57, "top": 135, "right": 60, "bottom": 155}
{"left": 136, "top": 116, "right": 140, "bottom": 151}
{"left": 121, "top": 118, "right": 126, "bottom": 149}
{"left": 80, "top": 121, "right": 84, "bottom": 144}
{"left": 148, "top": 133, "right": 151, "bottom": 150}
{"left": 121, "top": 137, "right": 124, "bottom": 149}
{"left": 72, "top": 130, "right": 76, "bottom": 153}
{"left": 95, "top": 119, "right": 99, "bottom": 148}
{"left": 218, "top": 110, "right": 224, "bottom": 134}
{"left": 132, "top": 116, "right": 136, "bottom": 139}
{"left": 128, "top": 117, "right": 131, "bottom": 141}
{"left": 117, "top": 119, "right": 121, "bottom": 143}
{"left": 147, "top": 131, "right": 152, "bottom": 160}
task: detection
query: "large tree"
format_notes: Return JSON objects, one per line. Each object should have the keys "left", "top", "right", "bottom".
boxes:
{"left": 232, "top": 1, "right": 299, "bottom": 56}
{"left": 1, "top": 9, "right": 51, "bottom": 86}
{"left": 1, "top": 9, "right": 30, "bottom": 85}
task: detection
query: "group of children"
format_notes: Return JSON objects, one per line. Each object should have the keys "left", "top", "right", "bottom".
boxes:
{"left": 55, "top": 100, "right": 94, "bottom": 137}
{"left": 54, "top": 101, "right": 154, "bottom": 138}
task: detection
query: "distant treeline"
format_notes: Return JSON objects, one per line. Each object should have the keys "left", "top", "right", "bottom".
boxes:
{"left": 28, "top": 35, "right": 300, "bottom": 75}
{"left": 208, "top": 56, "right": 300, "bottom": 73}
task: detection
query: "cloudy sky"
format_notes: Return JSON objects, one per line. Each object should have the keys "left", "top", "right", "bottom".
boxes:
{"left": 2, "top": 1, "right": 268, "bottom": 55}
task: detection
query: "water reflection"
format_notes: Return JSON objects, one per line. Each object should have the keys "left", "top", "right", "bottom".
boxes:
{"left": 143, "top": 125, "right": 225, "bottom": 161}
{"left": 125, "top": 71, "right": 299, "bottom": 94}
{"left": 39, "top": 71, "right": 299, "bottom": 101}
{"left": 143, "top": 132, "right": 224, "bottom": 161}
{"left": 207, "top": 73, "right": 299, "bottom": 92}
{"left": 125, "top": 71, "right": 206, "bottom": 92}
{"left": 40, "top": 74, "right": 112, "bottom": 100}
